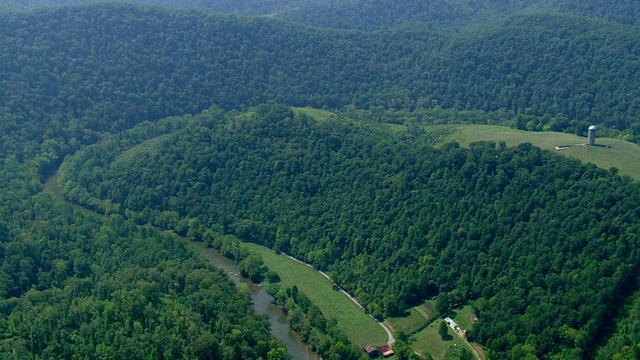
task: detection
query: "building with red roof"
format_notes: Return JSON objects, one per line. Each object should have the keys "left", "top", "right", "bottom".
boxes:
{"left": 378, "top": 344, "right": 395, "bottom": 357}
{"left": 363, "top": 344, "right": 379, "bottom": 358}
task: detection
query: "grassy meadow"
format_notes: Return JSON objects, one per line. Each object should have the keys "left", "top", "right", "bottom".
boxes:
{"left": 431, "top": 124, "right": 640, "bottom": 180}
{"left": 387, "top": 308, "right": 429, "bottom": 335}
{"left": 243, "top": 243, "right": 388, "bottom": 347}
{"left": 412, "top": 319, "right": 470, "bottom": 359}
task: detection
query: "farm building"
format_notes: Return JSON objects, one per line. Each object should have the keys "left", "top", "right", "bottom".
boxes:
{"left": 363, "top": 344, "right": 379, "bottom": 358}
{"left": 378, "top": 344, "right": 395, "bottom": 357}
{"left": 444, "top": 317, "right": 461, "bottom": 332}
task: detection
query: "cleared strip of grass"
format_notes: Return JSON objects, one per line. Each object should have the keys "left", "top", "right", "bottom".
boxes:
{"left": 293, "top": 107, "right": 337, "bottom": 122}
{"left": 387, "top": 308, "right": 428, "bottom": 335}
{"left": 244, "top": 243, "right": 387, "bottom": 347}
{"left": 418, "top": 300, "right": 437, "bottom": 320}
{"left": 433, "top": 124, "right": 640, "bottom": 180}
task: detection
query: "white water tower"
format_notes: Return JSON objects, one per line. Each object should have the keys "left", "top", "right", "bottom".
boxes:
{"left": 588, "top": 125, "right": 596, "bottom": 146}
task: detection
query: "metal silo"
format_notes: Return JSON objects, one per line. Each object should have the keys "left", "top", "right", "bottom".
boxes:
{"left": 588, "top": 125, "right": 596, "bottom": 146}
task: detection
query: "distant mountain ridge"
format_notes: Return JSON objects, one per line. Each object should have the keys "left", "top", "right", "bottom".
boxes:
{"left": 2, "top": 0, "right": 640, "bottom": 29}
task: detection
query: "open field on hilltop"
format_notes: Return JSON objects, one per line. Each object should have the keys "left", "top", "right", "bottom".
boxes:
{"left": 431, "top": 124, "right": 640, "bottom": 180}
{"left": 294, "top": 107, "right": 337, "bottom": 121}
{"left": 243, "top": 243, "right": 388, "bottom": 347}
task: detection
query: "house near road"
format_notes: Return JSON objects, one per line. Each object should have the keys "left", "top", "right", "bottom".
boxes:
{"left": 444, "top": 317, "right": 461, "bottom": 332}
{"left": 378, "top": 344, "right": 395, "bottom": 357}
{"left": 363, "top": 344, "right": 394, "bottom": 358}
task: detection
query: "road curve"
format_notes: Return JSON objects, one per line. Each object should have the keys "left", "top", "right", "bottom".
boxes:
{"left": 281, "top": 253, "right": 395, "bottom": 345}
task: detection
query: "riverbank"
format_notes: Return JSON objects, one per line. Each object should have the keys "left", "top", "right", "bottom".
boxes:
{"left": 244, "top": 243, "right": 388, "bottom": 348}
{"left": 189, "top": 242, "right": 320, "bottom": 360}
{"left": 279, "top": 252, "right": 396, "bottom": 345}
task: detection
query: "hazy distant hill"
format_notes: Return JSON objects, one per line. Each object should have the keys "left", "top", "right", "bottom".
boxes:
{"left": 274, "top": 0, "right": 640, "bottom": 30}
{"left": 2, "top": 0, "right": 640, "bottom": 29}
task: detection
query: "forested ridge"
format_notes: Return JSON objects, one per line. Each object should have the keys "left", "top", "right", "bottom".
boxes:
{"left": 4, "top": 0, "right": 640, "bottom": 30}
{"left": 59, "top": 103, "right": 640, "bottom": 359}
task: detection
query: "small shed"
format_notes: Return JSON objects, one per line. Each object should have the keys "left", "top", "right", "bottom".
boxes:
{"left": 363, "top": 344, "right": 379, "bottom": 358}
{"left": 378, "top": 344, "right": 395, "bottom": 357}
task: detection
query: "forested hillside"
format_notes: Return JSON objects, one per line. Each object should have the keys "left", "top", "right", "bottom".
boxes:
{"left": 59, "top": 103, "right": 640, "bottom": 359}
{"left": 274, "top": 0, "right": 640, "bottom": 30}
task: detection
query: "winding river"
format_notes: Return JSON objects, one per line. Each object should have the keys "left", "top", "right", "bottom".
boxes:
{"left": 44, "top": 174, "right": 319, "bottom": 360}
{"left": 191, "top": 242, "right": 319, "bottom": 360}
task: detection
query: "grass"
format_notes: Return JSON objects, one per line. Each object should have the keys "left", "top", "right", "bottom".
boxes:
{"left": 399, "top": 302, "right": 484, "bottom": 360}
{"left": 382, "top": 123, "right": 408, "bottom": 134}
{"left": 418, "top": 301, "right": 437, "bottom": 319}
{"left": 412, "top": 319, "right": 471, "bottom": 360}
{"left": 243, "top": 243, "right": 387, "bottom": 347}
{"left": 387, "top": 308, "right": 429, "bottom": 335}
{"left": 432, "top": 124, "right": 640, "bottom": 180}
{"left": 293, "top": 107, "right": 337, "bottom": 122}
{"left": 451, "top": 306, "right": 477, "bottom": 332}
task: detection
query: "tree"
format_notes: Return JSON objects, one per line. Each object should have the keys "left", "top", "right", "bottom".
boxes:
{"left": 238, "top": 253, "right": 267, "bottom": 283}
{"left": 439, "top": 321, "right": 449, "bottom": 340}
{"left": 436, "top": 293, "right": 450, "bottom": 317}
{"left": 267, "top": 347, "right": 291, "bottom": 360}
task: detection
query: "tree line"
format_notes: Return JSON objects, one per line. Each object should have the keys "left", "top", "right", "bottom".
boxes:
{"left": 0, "top": 192, "right": 288, "bottom": 358}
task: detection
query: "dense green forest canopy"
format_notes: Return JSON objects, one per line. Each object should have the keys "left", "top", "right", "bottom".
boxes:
{"left": 0, "top": 190, "right": 288, "bottom": 358}
{"left": 59, "top": 103, "right": 640, "bottom": 359}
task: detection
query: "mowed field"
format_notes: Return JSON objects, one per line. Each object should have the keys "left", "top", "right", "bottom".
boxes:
{"left": 243, "top": 243, "right": 388, "bottom": 347}
{"left": 431, "top": 124, "right": 640, "bottom": 180}
{"left": 413, "top": 319, "right": 469, "bottom": 359}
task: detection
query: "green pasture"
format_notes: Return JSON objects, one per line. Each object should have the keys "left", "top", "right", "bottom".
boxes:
{"left": 412, "top": 319, "right": 471, "bottom": 360}
{"left": 243, "top": 243, "right": 387, "bottom": 347}
{"left": 405, "top": 302, "right": 483, "bottom": 359}
{"left": 451, "top": 306, "right": 477, "bottom": 332}
{"left": 387, "top": 308, "right": 429, "bottom": 335}
{"left": 294, "top": 107, "right": 337, "bottom": 121}
{"left": 431, "top": 124, "right": 640, "bottom": 180}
